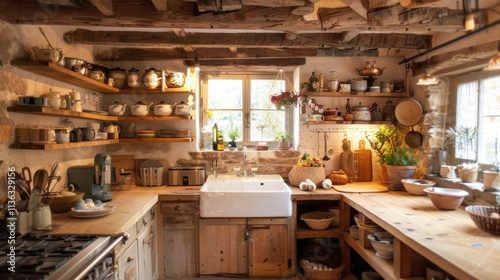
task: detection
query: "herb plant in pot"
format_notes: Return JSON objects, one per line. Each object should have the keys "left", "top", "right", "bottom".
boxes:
{"left": 384, "top": 136, "right": 418, "bottom": 191}
{"left": 275, "top": 131, "right": 292, "bottom": 150}
{"left": 228, "top": 126, "right": 241, "bottom": 148}
{"left": 365, "top": 125, "right": 398, "bottom": 184}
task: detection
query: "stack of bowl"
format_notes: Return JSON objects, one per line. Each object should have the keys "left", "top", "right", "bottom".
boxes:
{"left": 367, "top": 231, "right": 394, "bottom": 259}
{"left": 401, "top": 179, "right": 435, "bottom": 195}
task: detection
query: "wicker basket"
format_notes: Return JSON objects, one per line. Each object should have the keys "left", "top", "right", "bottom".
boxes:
{"left": 288, "top": 166, "right": 325, "bottom": 187}
{"left": 300, "top": 258, "right": 344, "bottom": 280}
{"left": 465, "top": 205, "right": 500, "bottom": 235}
{"left": 300, "top": 211, "right": 335, "bottom": 230}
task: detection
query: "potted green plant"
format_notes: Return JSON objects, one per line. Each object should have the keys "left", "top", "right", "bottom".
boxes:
{"left": 365, "top": 125, "right": 398, "bottom": 183}
{"left": 228, "top": 126, "right": 240, "bottom": 148}
{"left": 384, "top": 134, "right": 419, "bottom": 191}
{"left": 275, "top": 131, "right": 292, "bottom": 149}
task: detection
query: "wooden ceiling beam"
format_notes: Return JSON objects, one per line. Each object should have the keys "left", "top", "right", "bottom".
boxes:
{"left": 198, "top": 58, "right": 306, "bottom": 67}
{"left": 88, "top": 0, "right": 114, "bottom": 16}
{"left": 93, "top": 47, "right": 319, "bottom": 60}
{"left": 66, "top": 28, "right": 431, "bottom": 49}
{"left": 151, "top": 0, "right": 169, "bottom": 11}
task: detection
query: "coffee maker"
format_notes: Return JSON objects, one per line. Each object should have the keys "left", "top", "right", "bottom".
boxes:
{"left": 67, "top": 153, "right": 113, "bottom": 202}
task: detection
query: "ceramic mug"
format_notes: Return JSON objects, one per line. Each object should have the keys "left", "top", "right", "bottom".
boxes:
{"left": 70, "top": 128, "right": 83, "bottom": 142}
{"left": 32, "top": 205, "right": 52, "bottom": 230}
{"left": 80, "top": 127, "right": 96, "bottom": 141}
{"left": 440, "top": 165, "right": 456, "bottom": 178}
{"left": 55, "top": 128, "right": 70, "bottom": 143}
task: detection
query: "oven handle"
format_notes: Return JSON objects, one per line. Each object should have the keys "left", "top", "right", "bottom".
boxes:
{"left": 74, "top": 232, "right": 129, "bottom": 280}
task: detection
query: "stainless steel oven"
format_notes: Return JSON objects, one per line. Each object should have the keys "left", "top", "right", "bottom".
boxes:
{"left": 0, "top": 232, "right": 128, "bottom": 280}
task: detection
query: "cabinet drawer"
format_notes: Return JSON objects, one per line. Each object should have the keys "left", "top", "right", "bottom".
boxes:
{"left": 137, "top": 206, "right": 157, "bottom": 234}
{"left": 161, "top": 202, "right": 197, "bottom": 213}
{"left": 163, "top": 213, "right": 196, "bottom": 226}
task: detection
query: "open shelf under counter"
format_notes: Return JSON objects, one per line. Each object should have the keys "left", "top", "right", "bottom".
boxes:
{"left": 11, "top": 60, "right": 119, "bottom": 94}
{"left": 119, "top": 137, "right": 194, "bottom": 143}
{"left": 304, "top": 91, "right": 408, "bottom": 98}
{"left": 10, "top": 139, "right": 119, "bottom": 150}
{"left": 296, "top": 225, "right": 342, "bottom": 239}
{"left": 7, "top": 106, "right": 118, "bottom": 121}
{"left": 343, "top": 233, "right": 397, "bottom": 280}
{"left": 117, "top": 115, "right": 193, "bottom": 121}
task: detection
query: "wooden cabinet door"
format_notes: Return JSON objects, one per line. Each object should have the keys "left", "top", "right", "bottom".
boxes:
{"left": 138, "top": 223, "right": 158, "bottom": 279}
{"left": 247, "top": 219, "right": 290, "bottom": 277}
{"left": 199, "top": 219, "right": 247, "bottom": 276}
{"left": 163, "top": 227, "right": 197, "bottom": 277}
{"left": 117, "top": 240, "right": 138, "bottom": 280}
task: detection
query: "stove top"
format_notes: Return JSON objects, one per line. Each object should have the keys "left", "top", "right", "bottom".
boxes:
{"left": 0, "top": 233, "right": 111, "bottom": 280}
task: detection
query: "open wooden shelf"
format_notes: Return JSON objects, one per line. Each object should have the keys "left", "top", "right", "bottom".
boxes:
{"left": 119, "top": 137, "right": 194, "bottom": 143}
{"left": 343, "top": 232, "right": 396, "bottom": 280}
{"left": 117, "top": 87, "right": 193, "bottom": 94}
{"left": 10, "top": 139, "right": 119, "bottom": 150}
{"left": 296, "top": 225, "right": 342, "bottom": 239}
{"left": 11, "top": 60, "right": 119, "bottom": 93}
{"left": 117, "top": 115, "right": 193, "bottom": 121}
{"left": 306, "top": 120, "right": 393, "bottom": 125}
{"left": 304, "top": 91, "right": 408, "bottom": 97}
{"left": 7, "top": 106, "right": 118, "bottom": 121}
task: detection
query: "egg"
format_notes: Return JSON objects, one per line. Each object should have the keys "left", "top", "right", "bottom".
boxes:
{"left": 94, "top": 200, "right": 103, "bottom": 206}
{"left": 73, "top": 202, "right": 84, "bottom": 210}
{"left": 84, "top": 198, "right": 93, "bottom": 203}
{"left": 75, "top": 198, "right": 85, "bottom": 205}
{"left": 490, "top": 212, "right": 500, "bottom": 219}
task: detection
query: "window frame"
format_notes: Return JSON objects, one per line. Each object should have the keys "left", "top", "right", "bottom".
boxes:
{"left": 451, "top": 70, "right": 500, "bottom": 170}
{"left": 200, "top": 72, "right": 295, "bottom": 147}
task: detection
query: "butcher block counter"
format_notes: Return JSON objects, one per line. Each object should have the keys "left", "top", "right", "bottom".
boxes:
{"left": 45, "top": 182, "right": 499, "bottom": 279}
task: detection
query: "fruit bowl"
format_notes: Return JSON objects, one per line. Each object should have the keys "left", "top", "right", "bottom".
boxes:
{"left": 465, "top": 205, "right": 500, "bottom": 235}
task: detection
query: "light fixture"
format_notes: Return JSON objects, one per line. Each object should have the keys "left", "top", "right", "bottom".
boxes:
{"left": 483, "top": 52, "right": 500, "bottom": 71}
{"left": 416, "top": 50, "right": 438, "bottom": 86}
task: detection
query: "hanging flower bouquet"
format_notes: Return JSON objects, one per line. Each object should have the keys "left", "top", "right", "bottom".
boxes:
{"left": 270, "top": 91, "right": 302, "bottom": 109}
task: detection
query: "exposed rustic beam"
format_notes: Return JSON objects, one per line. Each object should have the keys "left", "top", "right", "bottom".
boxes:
{"left": 197, "top": 58, "right": 306, "bottom": 67}
{"left": 241, "top": 0, "right": 305, "bottom": 7}
{"left": 399, "top": 0, "right": 442, "bottom": 8}
{"left": 151, "top": 0, "right": 168, "bottom": 11}
{"left": 303, "top": 0, "right": 347, "bottom": 21}
{"left": 93, "top": 47, "right": 319, "bottom": 60}
{"left": 88, "top": 0, "right": 114, "bottom": 16}
{"left": 65, "top": 28, "right": 430, "bottom": 49}
{"left": 340, "top": 0, "right": 367, "bottom": 19}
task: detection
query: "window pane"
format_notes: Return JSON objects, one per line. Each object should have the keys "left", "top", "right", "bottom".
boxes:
{"left": 207, "top": 80, "right": 242, "bottom": 109}
{"left": 455, "top": 81, "right": 478, "bottom": 161}
{"left": 251, "top": 79, "right": 286, "bottom": 109}
{"left": 250, "top": 110, "right": 286, "bottom": 141}
{"left": 211, "top": 111, "right": 243, "bottom": 141}
{"left": 478, "top": 76, "right": 500, "bottom": 164}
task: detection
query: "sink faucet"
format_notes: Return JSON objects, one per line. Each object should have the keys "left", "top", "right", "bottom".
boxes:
{"left": 212, "top": 159, "right": 218, "bottom": 177}
{"left": 243, "top": 146, "right": 248, "bottom": 177}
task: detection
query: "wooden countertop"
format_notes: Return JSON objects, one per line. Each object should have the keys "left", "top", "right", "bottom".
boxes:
{"left": 342, "top": 191, "right": 500, "bottom": 280}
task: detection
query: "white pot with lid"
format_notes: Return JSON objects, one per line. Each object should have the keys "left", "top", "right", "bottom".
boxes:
{"left": 131, "top": 101, "right": 153, "bottom": 116}
{"left": 44, "top": 89, "right": 61, "bottom": 109}
{"left": 108, "top": 100, "right": 128, "bottom": 116}
{"left": 352, "top": 103, "right": 371, "bottom": 121}
{"left": 153, "top": 101, "right": 173, "bottom": 116}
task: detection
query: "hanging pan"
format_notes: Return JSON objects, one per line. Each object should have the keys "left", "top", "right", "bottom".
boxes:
{"left": 395, "top": 98, "right": 424, "bottom": 148}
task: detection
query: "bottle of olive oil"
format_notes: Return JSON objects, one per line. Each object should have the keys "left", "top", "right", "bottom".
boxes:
{"left": 212, "top": 123, "right": 218, "bottom": 150}
{"left": 217, "top": 131, "right": 224, "bottom": 151}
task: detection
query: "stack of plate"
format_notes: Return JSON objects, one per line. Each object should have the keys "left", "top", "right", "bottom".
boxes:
{"left": 137, "top": 129, "right": 155, "bottom": 138}
{"left": 157, "top": 130, "right": 174, "bottom": 138}
{"left": 174, "top": 129, "right": 190, "bottom": 138}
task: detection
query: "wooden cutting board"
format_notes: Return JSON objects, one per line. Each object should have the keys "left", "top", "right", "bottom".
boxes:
{"left": 354, "top": 140, "right": 372, "bottom": 182}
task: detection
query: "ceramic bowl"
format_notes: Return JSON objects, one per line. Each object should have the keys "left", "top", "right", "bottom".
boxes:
{"left": 424, "top": 187, "right": 469, "bottom": 210}
{"left": 368, "top": 231, "right": 394, "bottom": 259}
{"left": 47, "top": 191, "right": 85, "bottom": 213}
{"left": 401, "top": 179, "right": 435, "bottom": 195}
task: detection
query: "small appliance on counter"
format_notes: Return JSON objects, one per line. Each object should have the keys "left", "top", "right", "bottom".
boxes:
{"left": 67, "top": 153, "right": 113, "bottom": 201}
{"left": 168, "top": 166, "right": 205, "bottom": 186}
{"left": 139, "top": 159, "right": 165, "bottom": 187}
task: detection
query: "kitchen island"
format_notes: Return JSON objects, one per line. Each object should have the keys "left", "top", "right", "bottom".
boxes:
{"left": 45, "top": 182, "right": 499, "bottom": 279}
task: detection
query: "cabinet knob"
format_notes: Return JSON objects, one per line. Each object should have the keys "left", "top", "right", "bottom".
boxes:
{"left": 174, "top": 205, "right": 182, "bottom": 211}
{"left": 127, "top": 256, "right": 135, "bottom": 262}
{"left": 142, "top": 218, "right": 147, "bottom": 226}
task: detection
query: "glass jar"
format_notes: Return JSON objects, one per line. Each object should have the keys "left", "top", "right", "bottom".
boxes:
{"left": 119, "top": 169, "right": 132, "bottom": 190}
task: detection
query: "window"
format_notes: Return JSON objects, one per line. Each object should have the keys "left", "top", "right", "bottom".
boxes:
{"left": 453, "top": 72, "right": 500, "bottom": 168}
{"left": 201, "top": 73, "right": 293, "bottom": 146}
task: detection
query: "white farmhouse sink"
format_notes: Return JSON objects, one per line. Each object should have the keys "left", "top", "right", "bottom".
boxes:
{"left": 200, "top": 174, "right": 292, "bottom": 218}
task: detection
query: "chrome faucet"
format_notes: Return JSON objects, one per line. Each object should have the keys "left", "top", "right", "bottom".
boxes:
{"left": 243, "top": 147, "right": 248, "bottom": 177}
{"left": 212, "top": 159, "right": 218, "bottom": 177}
